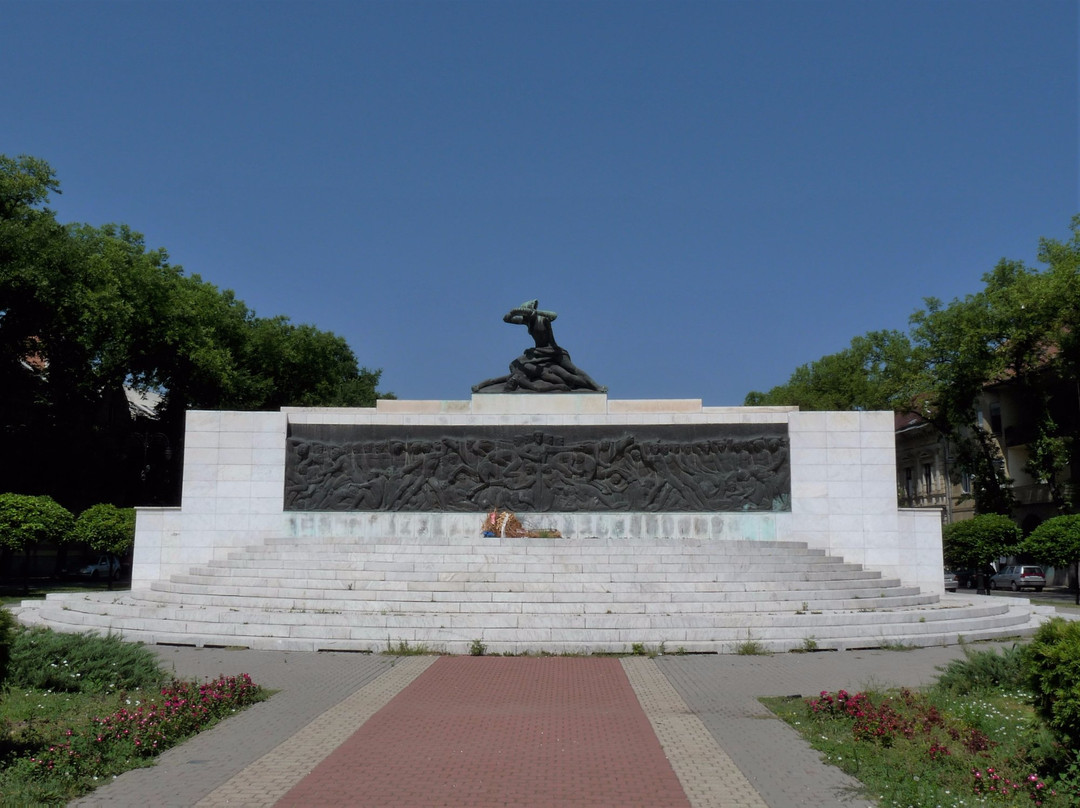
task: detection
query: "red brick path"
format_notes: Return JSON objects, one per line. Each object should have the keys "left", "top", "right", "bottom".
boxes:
{"left": 275, "top": 657, "right": 692, "bottom": 807}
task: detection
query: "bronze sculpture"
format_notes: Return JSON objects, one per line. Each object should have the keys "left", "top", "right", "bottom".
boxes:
{"left": 472, "top": 299, "right": 607, "bottom": 393}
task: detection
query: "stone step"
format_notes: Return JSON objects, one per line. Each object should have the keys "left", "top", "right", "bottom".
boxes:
{"left": 99, "top": 581, "right": 935, "bottom": 615}
{"left": 214, "top": 555, "right": 861, "bottom": 573}
{"left": 148, "top": 576, "right": 914, "bottom": 602}
{"left": 69, "top": 587, "right": 925, "bottom": 615}
{"left": 31, "top": 591, "right": 1015, "bottom": 626}
{"left": 233, "top": 546, "right": 843, "bottom": 563}
{"left": 174, "top": 568, "right": 883, "bottom": 590}
{"left": 16, "top": 596, "right": 1041, "bottom": 655}
{"left": 260, "top": 536, "right": 825, "bottom": 553}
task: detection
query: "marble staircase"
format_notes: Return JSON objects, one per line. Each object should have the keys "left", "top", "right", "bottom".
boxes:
{"left": 14, "top": 534, "right": 1051, "bottom": 654}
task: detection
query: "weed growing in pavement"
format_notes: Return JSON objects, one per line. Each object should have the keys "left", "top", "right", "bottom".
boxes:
{"left": 469, "top": 638, "right": 486, "bottom": 656}
{"left": 736, "top": 630, "right": 770, "bottom": 656}
{"left": 383, "top": 638, "right": 434, "bottom": 655}
{"left": 878, "top": 639, "right": 915, "bottom": 652}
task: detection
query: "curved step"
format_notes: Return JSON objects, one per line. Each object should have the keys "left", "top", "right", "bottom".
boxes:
{"left": 14, "top": 533, "right": 1054, "bottom": 655}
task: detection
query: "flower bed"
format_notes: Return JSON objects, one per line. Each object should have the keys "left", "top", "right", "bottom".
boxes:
{"left": 2, "top": 672, "right": 267, "bottom": 803}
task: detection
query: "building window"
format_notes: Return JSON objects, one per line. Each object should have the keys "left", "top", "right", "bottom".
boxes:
{"left": 961, "top": 473, "right": 972, "bottom": 495}
{"left": 904, "top": 467, "right": 914, "bottom": 500}
{"left": 923, "top": 464, "right": 933, "bottom": 496}
{"left": 989, "top": 402, "right": 1002, "bottom": 434}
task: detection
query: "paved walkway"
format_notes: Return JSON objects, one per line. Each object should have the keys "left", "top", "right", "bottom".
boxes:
{"left": 71, "top": 642, "right": 1015, "bottom": 808}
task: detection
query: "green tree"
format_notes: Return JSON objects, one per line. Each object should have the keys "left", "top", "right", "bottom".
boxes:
{"left": 748, "top": 216, "right": 1080, "bottom": 519}
{"left": 744, "top": 330, "right": 917, "bottom": 411}
{"left": 73, "top": 503, "right": 135, "bottom": 589}
{"left": 907, "top": 221, "right": 1080, "bottom": 515}
{"left": 73, "top": 503, "right": 135, "bottom": 555}
{"left": 1023, "top": 514, "right": 1080, "bottom": 605}
{"left": 941, "top": 514, "right": 1020, "bottom": 589}
{"left": 906, "top": 277, "right": 1023, "bottom": 516}
{"left": 0, "top": 493, "right": 74, "bottom": 590}
{"left": 0, "top": 154, "right": 390, "bottom": 508}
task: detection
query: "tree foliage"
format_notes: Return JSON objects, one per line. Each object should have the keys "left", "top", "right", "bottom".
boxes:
{"left": 1022, "top": 514, "right": 1080, "bottom": 570}
{"left": 73, "top": 504, "right": 136, "bottom": 556}
{"left": 941, "top": 513, "right": 1020, "bottom": 569}
{"left": 744, "top": 330, "right": 917, "bottom": 411}
{"left": 0, "top": 154, "right": 391, "bottom": 508}
{"left": 1023, "top": 515, "right": 1080, "bottom": 604}
{"left": 0, "top": 493, "right": 74, "bottom": 552}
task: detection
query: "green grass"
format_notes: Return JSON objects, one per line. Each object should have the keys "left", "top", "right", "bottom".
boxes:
{"left": 1, "top": 687, "right": 156, "bottom": 803}
{"left": 1029, "top": 598, "right": 1080, "bottom": 611}
{"left": 762, "top": 644, "right": 1079, "bottom": 807}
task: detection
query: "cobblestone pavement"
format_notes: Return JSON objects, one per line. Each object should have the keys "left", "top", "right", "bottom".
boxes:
{"left": 68, "top": 642, "right": 1011, "bottom": 807}
{"left": 275, "top": 657, "right": 690, "bottom": 808}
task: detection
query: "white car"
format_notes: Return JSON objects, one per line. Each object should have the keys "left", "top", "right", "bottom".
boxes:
{"left": 944, "top": 571, "right": 958, "bottom": 592}
{"left": 80, "top": 555, "right": 121, "bottom": 579}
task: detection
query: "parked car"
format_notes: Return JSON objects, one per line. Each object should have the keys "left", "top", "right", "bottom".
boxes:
{"left": 954, "top": 565, "right": 997, "bottom": 589}
{"left": 79, "top": 555, "right": 121, "bottom": 579}
{"left": 989, "top": 565, "right": 1045, "bottom": 592}
{"left": 944, "top": 570, "right": 958, "bottom": 592}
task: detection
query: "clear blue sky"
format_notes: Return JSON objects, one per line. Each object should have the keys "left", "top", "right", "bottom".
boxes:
{"left": 4, "top": 0, "right": 1076, "bottom": 405}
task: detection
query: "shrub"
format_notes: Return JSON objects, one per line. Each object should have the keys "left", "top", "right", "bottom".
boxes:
{"left": 1025, "top": 618, "right": 1080, "bottom": 752}
{"left": 73, "top": 504, "right": 136, "bottom": 556}
{"left": 933, "top": 643, "right": 1027, "bottom": 695}
{"left": 8, "top": 626, "right": 165, "bottom": 693}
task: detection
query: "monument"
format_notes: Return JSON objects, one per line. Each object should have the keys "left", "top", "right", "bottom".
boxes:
{"left": 21, "top": 299, "right": 1045, "bottom": 654}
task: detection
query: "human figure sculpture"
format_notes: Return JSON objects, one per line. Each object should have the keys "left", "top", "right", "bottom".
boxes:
{"left": 472, "top": 299, "right": 607, "bottom": 393}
